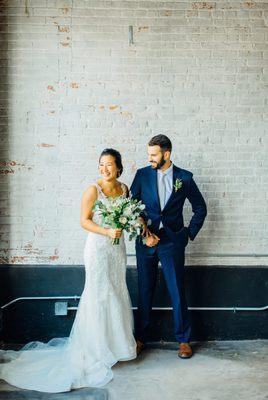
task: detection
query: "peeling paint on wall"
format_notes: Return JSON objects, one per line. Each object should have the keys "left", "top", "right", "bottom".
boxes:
{"left": 37, "top": 143, "right": 55, "bottom": 148}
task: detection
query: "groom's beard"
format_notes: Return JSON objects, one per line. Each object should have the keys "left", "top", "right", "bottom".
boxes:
{"left": 151, "top": 155, "right": 166, "bottom": 170}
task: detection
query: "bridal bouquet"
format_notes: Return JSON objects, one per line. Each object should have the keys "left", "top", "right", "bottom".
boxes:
{"left": 93, "top": 196, "right": 146, "bottom": 245}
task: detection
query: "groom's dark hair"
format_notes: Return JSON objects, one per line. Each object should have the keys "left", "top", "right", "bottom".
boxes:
{"left": 148, "top": 134, "right": 172, "bottom": 153}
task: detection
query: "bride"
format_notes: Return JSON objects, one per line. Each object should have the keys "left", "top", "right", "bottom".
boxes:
{"left": 0, "top": 148, "right": 138, "bottom": 393}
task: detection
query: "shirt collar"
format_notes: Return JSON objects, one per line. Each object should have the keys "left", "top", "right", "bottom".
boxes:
{"left": 157, "top": 162, "right": 173, "bottom": 176}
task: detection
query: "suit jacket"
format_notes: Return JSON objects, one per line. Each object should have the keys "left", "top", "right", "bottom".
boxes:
{"left": 130, "top": 164, "right": 207, "bottom": 246}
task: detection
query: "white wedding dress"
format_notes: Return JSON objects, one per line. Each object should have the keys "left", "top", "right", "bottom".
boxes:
{"left": 0, "top": 182, "right": 137, "bottom": 392}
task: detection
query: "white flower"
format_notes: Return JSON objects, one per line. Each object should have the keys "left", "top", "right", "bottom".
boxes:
{"left": 123, "top": 207, "right": 132, "bottom": 216}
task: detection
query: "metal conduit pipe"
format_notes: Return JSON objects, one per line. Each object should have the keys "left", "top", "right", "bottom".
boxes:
{"left": 1, "top": 296, "right": 268, "bottom": 313}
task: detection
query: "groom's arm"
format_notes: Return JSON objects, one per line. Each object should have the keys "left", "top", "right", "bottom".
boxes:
{"left": 130, "top": 169, "right": 160, "bottom": 245}
{"left": 130, "top": 169, "right": 145, "bottom": 223}
{"left": 186, "top": 176, "right": 207, "bottom": 241}
{"left": 130, "top": 169, "right": 146, "bottom": 222}
{"left": 130, "top": 170, "right": 148, "bottom": 234}
{"left": 130, "top": 169, "right": 141, "bottom": 201}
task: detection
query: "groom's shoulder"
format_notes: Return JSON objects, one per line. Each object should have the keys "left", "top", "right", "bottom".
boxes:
{"left": 175, "top": 165, "right": 193, "bottom": 181}
{"left": 136, "top": 166, "right": 151, "bottom": 175}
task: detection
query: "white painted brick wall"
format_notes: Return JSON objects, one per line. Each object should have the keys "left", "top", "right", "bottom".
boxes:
{"left": 0, "top": 0, "right": 268, "bottom": 266}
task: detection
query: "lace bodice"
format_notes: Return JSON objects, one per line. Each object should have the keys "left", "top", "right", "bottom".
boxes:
{"left": 92, "top": 182, "right": 127, "bottom": 228}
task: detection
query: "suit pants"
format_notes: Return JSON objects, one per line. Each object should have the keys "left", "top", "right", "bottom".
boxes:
{"left": 135, "top": 228, "right": 191, "bottom": 343}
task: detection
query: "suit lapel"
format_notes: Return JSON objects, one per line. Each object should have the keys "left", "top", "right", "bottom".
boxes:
{"left": 150, "top": 167, "right": 161, "bottom": 211}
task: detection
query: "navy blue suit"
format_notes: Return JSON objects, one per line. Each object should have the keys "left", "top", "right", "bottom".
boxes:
{"left": 130, "top": 164, "right": 207, "bottom": 343}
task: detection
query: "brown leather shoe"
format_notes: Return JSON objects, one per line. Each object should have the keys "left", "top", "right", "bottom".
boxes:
{"left": 136, "top": 340, "right": 146, "bottom": 356}
{"left": 178, "top": 342, "right": 193, "bottom": 359}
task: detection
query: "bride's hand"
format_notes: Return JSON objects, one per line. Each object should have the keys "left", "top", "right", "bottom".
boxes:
{"left": 106, "top": 228, "right": 122, "bottom": 239}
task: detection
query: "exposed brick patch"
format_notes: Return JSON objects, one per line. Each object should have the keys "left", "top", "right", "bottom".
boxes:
{"left": 23, "top": 243, "right": 42, "bottom": 256}
{"left": 10, "top": 256, "right": 26, "bottom": 264}
{"left": 244, "top": 1, "right": 255, "bottom": 8}
{"left": 120, "top": 111, "right": 133, "bottom": 119}
{"left": 60, "top": 7, "right": 70, "bottom": 15}
{"left": 60, "top": 41, "right": 70, "bottom": 47}
{"left": 164, "top": 10, "right": 172, "bottom": 16}
{"left": 192, "top": 2, "right": 215, "bottom": 9}
{"left": 58, "top": 26, "right": 70, "bottom": 33}
{"left": 0, "top": 169, "right": 14, "bottom": 175}
{"left": 0, "top": 161, "right": 32, "bottom": 173}
{"left": 138, "top": 26, "right": 149, "bottom": 32}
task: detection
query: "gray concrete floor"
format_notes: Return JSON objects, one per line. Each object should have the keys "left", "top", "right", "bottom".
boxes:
{"left": 0, "top": 341, "right": 268, "bottom": 400}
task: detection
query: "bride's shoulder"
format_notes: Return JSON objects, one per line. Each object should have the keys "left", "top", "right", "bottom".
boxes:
{"left": 82, "top": 183, "right": 98, "bottom": 200}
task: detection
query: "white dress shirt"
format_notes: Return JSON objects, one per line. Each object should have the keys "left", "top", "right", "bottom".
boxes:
{"left": 157, "top": 162, "right": 173, "bottom": 229}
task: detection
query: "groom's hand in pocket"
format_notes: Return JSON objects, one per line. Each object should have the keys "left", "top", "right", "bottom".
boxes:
{"left": 145, "top": 230, "right": 160, "bottom": 247}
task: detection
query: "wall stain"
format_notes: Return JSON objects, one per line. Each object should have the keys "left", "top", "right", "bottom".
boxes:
{"left": 70, "top": 82, "right": 79, "bottom": 89}
{"left": 60, "top": 6, "right": 70, "bottom": 15}
{"left": 244, "top": 1, "right": 255, "bottom": 7}
{"left": 37, "top": 143, "right": 55, "bottom": 148}
{"left": 187, "top": 10, "right": 198, "bottom": 16}
{"left": 60, "top": 42, "right": 70, "bottom": 47}
{"left": 58, "top": 26, "right": 70, "bottom": 33}
{"left": 24, "top": 0, "right": 29, "bottom": 17}
{"left": 49, "top": 249, "right": 59, "bottom": 261}
{"left": 120, "top": 110, "right": 133, "bottom": 119}
{"left": 138, "top": 26, "right": 149, "bottom": 32}
{"left": 47, "top": 85, "right": 55, "bottom": 92}
{"left": 109, "top": 105, "right": 119, "bottom": 111}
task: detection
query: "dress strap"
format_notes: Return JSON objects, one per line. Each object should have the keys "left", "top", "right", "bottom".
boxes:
{"left": 120, "top": 183, "right": 125, "bottom": 195}
{"left": 92, "top": 182, "right": 103, "bottom": 199}
{"left": 93, "top": 182, "right": 101, "bottom": 191}
{"left": 93, "top": 182, "right": 126, "bottom": 198}
{"left": 120, "top": 183, "right": 128, "bottom": 197}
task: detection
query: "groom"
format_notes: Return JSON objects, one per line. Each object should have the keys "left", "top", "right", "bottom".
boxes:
{"left": 130, "top": 135, "right": 207, "bottom": 359}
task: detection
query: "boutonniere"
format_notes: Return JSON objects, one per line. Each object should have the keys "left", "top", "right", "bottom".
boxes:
{"left": 173, "top": 178, "right": 183, "bottom": 192}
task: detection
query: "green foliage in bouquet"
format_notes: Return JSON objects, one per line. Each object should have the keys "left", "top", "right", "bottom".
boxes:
{"left": 93, "top": 197, "right": 146, "bottom": 245}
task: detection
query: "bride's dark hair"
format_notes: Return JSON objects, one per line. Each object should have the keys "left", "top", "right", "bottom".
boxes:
{"left": 99, "top": 148, "right": 123, "bottom": 177}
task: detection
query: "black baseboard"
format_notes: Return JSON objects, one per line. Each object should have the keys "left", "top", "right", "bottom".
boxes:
{"left": 0, "top": 265, "right": 267, "bottom": 343}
